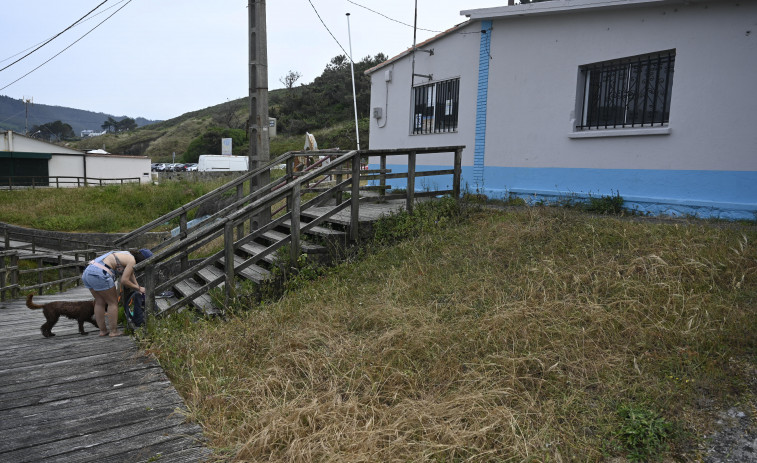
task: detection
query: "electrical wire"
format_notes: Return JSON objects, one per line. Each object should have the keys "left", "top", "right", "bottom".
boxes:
{"left": 0, "top": 0, "right": 131, "bottom": 65}
{"left": 347, "top": 0, "right": 441, "bottom": 33}
{"left": 306, "top": 0, "right": 353, "bottom": 63}
{"left": 0, "top": 0, "right": 134, "bottom": 92}
{"left": 0, "top": 1, "right": 109, "bottom": 73}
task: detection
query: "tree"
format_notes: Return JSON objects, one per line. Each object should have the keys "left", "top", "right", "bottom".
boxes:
{"left": 279, "top": 70, "right": 301, "bottom": 89}
{"left": 116, "top": 117, "right": 137, "bottom": 132}
{"left": 101, "top": 116, "right": 118, "bottom": 133}
{"left": 183, "top": 127, "right": 248, "bottom": 163}
{"left": 30, "top": 120, "right": 74, "bottom": 141}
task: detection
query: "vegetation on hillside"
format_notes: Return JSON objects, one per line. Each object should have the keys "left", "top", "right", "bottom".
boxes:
{"left": 142, "top": 204, "right": 756, "bottom": 461}
{"left": 69, "top": 53, "right": 384, "bottom": 162}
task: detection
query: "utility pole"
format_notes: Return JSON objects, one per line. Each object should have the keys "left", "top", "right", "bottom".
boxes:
{"left": 249, "top": 0, "right": 270, "bottom": 228}
{"left": 23, "top": 97, "right": 33, "bottom": 134}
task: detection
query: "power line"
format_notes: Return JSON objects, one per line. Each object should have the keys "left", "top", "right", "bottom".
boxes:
{"left": 0, "top": 0, "right": 131, "bottom": 65}
{"left": 347, "top": 0, "right": 441, "bottom": 33}
{"left": 0, "top": 1, "right": 109, "bottom": 73}
{"left": 306, "top": 0, "right": 352, "bottom": 62}
{"left": 0, "top": 0, "right": 134, "bottom": 92}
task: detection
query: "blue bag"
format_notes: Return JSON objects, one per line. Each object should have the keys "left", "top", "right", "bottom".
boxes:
{"left": 125, "top": 291, "right": 146, "bottom": 328}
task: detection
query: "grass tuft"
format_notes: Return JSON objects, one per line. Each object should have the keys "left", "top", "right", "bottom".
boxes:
{"left": 140, "top": 206, "right": 756, "bottom": 461}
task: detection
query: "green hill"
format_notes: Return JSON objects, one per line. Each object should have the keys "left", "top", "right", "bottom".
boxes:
{"left": 66, "top": 53, "right": 385, "bottom": 162}
{"left": 0, "top": 94, "right": 158, "bottom": 135}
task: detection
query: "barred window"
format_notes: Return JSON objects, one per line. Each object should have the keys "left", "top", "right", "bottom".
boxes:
{"left": 577, "top": 50, "right": 675, "bottom": 130}
{"left": 412, "top": 78, "right": 459, "bottom": 134}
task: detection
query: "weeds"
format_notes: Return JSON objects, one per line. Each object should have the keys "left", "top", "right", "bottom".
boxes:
{"left": 141, "top": 206, "right": 757, "bottom": 461}
{"left": 613, "top": 405, "right": 674, "bottom": 462}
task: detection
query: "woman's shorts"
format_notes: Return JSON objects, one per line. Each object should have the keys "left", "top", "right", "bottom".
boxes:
{"left": 82, "top": 265, "right": 116, "bottom": 291}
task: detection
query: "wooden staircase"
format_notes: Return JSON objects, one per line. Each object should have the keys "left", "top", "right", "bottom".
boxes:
{"left": 115, "top": 146, "right": 464, "bottom": 319}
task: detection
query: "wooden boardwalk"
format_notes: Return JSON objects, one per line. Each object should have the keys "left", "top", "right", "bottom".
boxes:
{"left": 0, "top": 286, "right": 211, "bottom": 463}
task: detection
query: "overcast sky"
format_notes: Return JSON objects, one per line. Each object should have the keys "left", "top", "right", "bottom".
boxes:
{"left": 0, "top": 0, "right": 506, "bottom": 121}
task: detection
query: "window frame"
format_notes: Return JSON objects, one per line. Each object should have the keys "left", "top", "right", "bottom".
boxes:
{"left": 576, "top": 50, "right": 675, "bottom": 131}
{"left": 411, "top": 77, "right": 460, "bottom": 135}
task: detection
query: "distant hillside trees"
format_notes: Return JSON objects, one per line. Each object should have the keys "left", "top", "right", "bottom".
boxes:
{"left": 30, "top": 120, "right": 75, "bottom": 141}
{"left": 269, "top": 53, "right": 387, "bottom": 134}
{"left": 102, "top": 116, "right": 138, "bottom": 133}
{"left": 183, "top": 127, "right": 248, "bottom": 163}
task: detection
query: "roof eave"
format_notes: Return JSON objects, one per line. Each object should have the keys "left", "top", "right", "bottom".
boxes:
{"left": 462, "top": 0, "right": 674, "bottom": 21}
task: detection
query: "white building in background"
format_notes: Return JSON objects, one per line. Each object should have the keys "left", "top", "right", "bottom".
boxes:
{"left": 366, "top": 0, "right": 757, "bottom": 219}
{"left": 1, "top": 130, "right": 151, "bottom": 186}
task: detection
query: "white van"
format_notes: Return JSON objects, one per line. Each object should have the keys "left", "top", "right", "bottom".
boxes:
{"left": 197, "top": 155, "right": 249, "bottom": 172}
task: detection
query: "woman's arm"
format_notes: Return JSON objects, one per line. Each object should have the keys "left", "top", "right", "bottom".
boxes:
{"left": 120, "top": 254, "right": 145, "bottom": 294}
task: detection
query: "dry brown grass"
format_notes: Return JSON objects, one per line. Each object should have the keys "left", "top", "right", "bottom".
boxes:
{"left": 143, "top": 207, "right": 757, "bottom": 461}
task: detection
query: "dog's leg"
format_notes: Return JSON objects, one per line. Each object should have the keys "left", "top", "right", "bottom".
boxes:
{"left": 78, "top": 319, "right": 89, "bottom": 335}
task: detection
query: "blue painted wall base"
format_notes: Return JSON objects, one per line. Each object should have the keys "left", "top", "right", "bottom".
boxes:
{"left": 370, "top": 164, "right": 757, "bottom": 221}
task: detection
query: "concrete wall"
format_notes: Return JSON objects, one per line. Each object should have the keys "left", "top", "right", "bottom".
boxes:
{"left": 47, "top": 154, "right": 152, "bottom": 185}
{"left": 367, "top": 1, "right": 757, "bottom": 219}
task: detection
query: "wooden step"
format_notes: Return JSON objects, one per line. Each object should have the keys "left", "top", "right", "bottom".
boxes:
{"left": 218, "top": 255, "right": 271, "bottom": 284}
{"left": 174, "top": 279, "right": 219, "bottom": 315}
{"left": 195, "top": 265, "right": 225, "bottom": 284}
{"left": 280, "top": 219, "right": 347, "bottom": 240}
{"left": 155, "top": 295, "right": 181, "bottom": 314}
{"left": 258, "top": 230, "right": 327, "bottom": 254}
{"left": 239, "top": 243, "right": 277, "bottom": 265}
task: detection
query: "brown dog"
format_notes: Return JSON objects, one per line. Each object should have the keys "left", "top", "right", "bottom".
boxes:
{"left": 26, "top": 293, "right": 98, "bottom": 338}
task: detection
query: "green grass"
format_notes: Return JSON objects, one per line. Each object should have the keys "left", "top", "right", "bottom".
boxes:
{"left": 0, "top": 179, "right": 228, "bottom": 232}
{"left": 140, "top": 205, "right": 757, "bottom": 461}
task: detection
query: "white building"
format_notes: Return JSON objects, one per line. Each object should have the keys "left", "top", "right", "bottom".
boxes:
{"left": 1, "top": 131, "right": 151, "bottom": 187}
{"left": 366, "top": 0, "right": 757, "bottom": 219}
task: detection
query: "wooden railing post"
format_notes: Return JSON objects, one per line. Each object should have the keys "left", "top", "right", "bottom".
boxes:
{"left": 58, "top": 254, "right": 64, "bottom": 293}
{"left": 350, "top": 153, "right": 360, "bottom": 241}
{"left": 290, "top": 182, "right": 301, "bottom": 267}
{"left": 224, "top": 221, "right": 235, "bottom": 305}
{"left": 379, "top": 154, "right": 387, "bottom": 201}
{"left": 3, "top": 226, "right": 9, "bottom": 250}
{"left": 10, "top": 254, "right": 19, "bottom": 299}
{"left": 407, "top": 150, "right": 417, "bottom": 214}
{"left": 0, "top": 254, "right": 6, "bottom": 301}
{"left": 144, "top": 265, "right": 156, "bottom": 318}
{"left": 37, "top": 257, "right": 43, "bottom": 295}
{"left": 453, "top": 148, "right": 463, "bottom": 199}
{"left": 179, "top": 211, "right": 189, "bottom": 272}
{"left": 236, "top": 183, "right": 245, "bottom": 236}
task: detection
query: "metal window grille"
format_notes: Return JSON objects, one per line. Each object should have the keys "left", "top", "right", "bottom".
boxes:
{"left": 412, "top": 78, "right": 460, "bottom": 134}
{"left": 577, "top": 50, "right": 675, "bottom": 130}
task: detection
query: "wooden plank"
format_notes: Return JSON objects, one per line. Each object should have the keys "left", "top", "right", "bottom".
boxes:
{"left": 0, "top": 285, "right": 211, "bottom": 461}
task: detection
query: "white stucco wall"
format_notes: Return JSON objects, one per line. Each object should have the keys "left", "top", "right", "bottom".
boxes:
{"left": 368, "top": 21, "right": 481, "bottom": 167}
{"left": 482, "top": 1, "right": 757, "bottom": 172}
{"left": 367, "top": 1, "right": 757, "bottom": 218}
{"left": 1, "top": 131, "right": 82, "bottom": 154}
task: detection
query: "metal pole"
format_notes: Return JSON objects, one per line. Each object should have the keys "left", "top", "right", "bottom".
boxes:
{"left": 346, "top": 13, "right": 360, "bottom": 150}
{"left": 249, "top": 0, "right": 271, "bottom": 229}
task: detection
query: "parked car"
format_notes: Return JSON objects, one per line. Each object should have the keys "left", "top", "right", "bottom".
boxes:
{"left": 186, "top": 163, "right": 198, "bottom": 171}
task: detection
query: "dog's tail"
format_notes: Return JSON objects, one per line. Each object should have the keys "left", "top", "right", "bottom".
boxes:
{"left": 26, "top": 293, "right": 44, "bottom": 309}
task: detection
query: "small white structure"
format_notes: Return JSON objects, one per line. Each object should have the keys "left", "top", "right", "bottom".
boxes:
{"left": 1, "top": 130, "right": 151, "bottom": 186}
{"left": 366, "top": 0, "right": 757, "bottom": 219}
{"left": 197, "top": 155, "right": 249, "bottom": 172}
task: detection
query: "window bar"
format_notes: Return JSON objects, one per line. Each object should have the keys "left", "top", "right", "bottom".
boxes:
{"left": 651, "top": 54, "right": 662, "bottom": 125}
{"left": 631, "top": 58, "right": 642, "bottom": 128}
{"left": 661, "top": 54, "right": 673, "bottom": 126}
{"left": 436, "top": 81, "right": 443, "bottom": 133}
{"left": 453, "top": 78, "right": 459, "bottom": 131}
{"left": 601, "top": 61, "right": 611, "bottom": 129}
{"left": 641, "top": 55, "right": 652, "bottom": 127}
{"left": 613, "top": 63, "right": 624, "bottom": 128}
{"left": 623, "top": 63, "right": 631, "bottom": 127}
